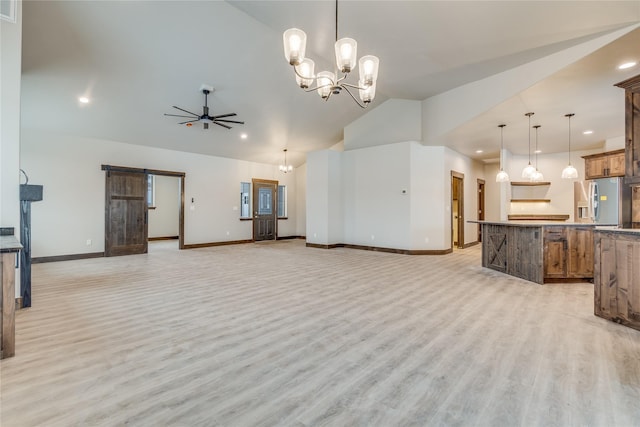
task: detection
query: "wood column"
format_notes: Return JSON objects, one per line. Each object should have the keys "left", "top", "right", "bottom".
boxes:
{"left": 1, "top": 252, "right": 17, "bottom": 358}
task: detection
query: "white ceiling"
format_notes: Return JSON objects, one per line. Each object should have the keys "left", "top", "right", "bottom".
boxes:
{"left": 20, "top": 1, "right": 640, "bottom": 167}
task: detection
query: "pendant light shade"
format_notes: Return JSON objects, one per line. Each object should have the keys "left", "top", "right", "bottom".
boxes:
{"left": 316, "top": 71, "right": 335, "bottom": 99}
{"left": 561, "top": 113, "right": 579, "bottom": 179}
{"left": 295, "top": 59, "right": 315, "bottom": 89}
{"left": 496, "top": 124, "right": 509, "bottom": 183}
{"left": 283, "top": 28, "right": 307, "bottom": 66}
{"left": 335, "top": 37, "right": 357, "bottom": 73}
{"left": 521, "top": 112, "right": 536, "bottom": 180}
{"left": 531, "top": 125, "right": 544, "bottom": 182}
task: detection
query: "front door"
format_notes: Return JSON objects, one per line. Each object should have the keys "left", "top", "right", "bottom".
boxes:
{"left": 252, "top": 179, "right": 277, "bottom": 241}
{"left": 104, "top": 169, "right": 148, "bottom": 256}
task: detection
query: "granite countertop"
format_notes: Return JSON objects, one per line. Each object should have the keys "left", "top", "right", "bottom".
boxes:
{"left": 470, "top": 220, "right": 616, "bottom": 227}
{"left": 0, "top": 235, "right": 23, "bottom": 253}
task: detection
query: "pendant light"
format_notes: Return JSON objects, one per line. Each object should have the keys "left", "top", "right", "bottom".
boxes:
{"left": 531, "top": 125, "right": 544, "bottom": 182}
{"left": 561, "top": 113, "right": 579, "bottom": 179}
{"left": 496, "top": 124, "right": 509, "bottom": 183}
{"left": 521, "top": 112, "right": 536, "bottom": 180}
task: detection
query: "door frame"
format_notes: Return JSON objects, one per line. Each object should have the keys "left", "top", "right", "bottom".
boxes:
{"left": 251, "top": 178, "right": 278, "bottom": 241}
{"left": 477, "top": 178, "right": 485, "bottom": 242}
{"left": 102, "top": 165, "right": 186, "bottom": 250}
{"left": 451, "top": 171, "right": 464, "bottom": 249}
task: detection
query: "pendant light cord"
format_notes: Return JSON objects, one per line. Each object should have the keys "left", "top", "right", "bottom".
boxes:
{"left": 566, "top": 113, "right": 574, "bottom": 165}
{"left": 335, "top": 0, "right": 338, "bottom": 42}
{"left": 499, "top": 124, "right": 506, "bottom": 170}
{"left": 526, "top": 113, "right": 533, "bottom": 164}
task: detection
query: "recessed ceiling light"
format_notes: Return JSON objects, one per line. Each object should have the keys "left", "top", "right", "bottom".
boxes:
{"left": 475, "top": 150, "right": 483, "bottom": 154}
{"left": 240, "top": 133, "right": 248, "bottom": 139}
{"left": 618, "top": 61, "right": 637, "bottom": 70}
{"left": 583, "top": 130, "right": 593, "bottom": 135}
{"left": 534, "top": 149, "right": 542, "bottom": 154}
{"left": 78, "top": 96, "right": 89, "bottom": 104}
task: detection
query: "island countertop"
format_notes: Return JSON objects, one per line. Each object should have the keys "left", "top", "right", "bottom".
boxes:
{"left": 0, "top": 235, "right": 23, "bottom": 253}
{"left": 470, "top": 220, "right": 617, "bottom": 227}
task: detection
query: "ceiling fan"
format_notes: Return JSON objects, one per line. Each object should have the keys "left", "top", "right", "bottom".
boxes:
{"left": 164, "top": 85, "right": 244, "bottom": 130}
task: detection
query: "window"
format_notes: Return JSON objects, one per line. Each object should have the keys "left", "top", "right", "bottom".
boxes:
{"left": 147, "top": 174, "right": 156, "bottom": 208}
{"left": 240, "top": 182, "right": 250, "bottom": 218}
{"left": 277, "top": 185, "right": 287, "bottom": 218}
{"left": 1, "top": 0, "right": 17, "bottom": 23}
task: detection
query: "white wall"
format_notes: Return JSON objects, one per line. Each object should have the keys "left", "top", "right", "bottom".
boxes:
{"left": 148, "top": 175, "right": 180, "bottom": 239}
{"left": 306, "top": 141, "right": 486, "bottom": 251}
{"left": 344, "top": 99, "right": 422, "bottom": 151}
{"left": 342, "top": 142, "right": 412, "bottom": 249}
{"left": 1, "top": 2, "right": 23, "bottom": 297}
{"left": 306, "top": 150, "right": 342, "bottom": 245}
{"left": 295, "top": 162, "right": 307, "bottom": 237}
{"left": 20, "top": 129, "right": 300, "bottom": 257}
{"left": 409, "top": 145, "right": 448, "bottom": 249}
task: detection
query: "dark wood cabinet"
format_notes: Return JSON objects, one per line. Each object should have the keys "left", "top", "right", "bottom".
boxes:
{"left": 582, "top": 149, "right": 625, "bottom": 179}
{"left": 594, "top": 229, "right": 640, "bottom": 331}
{"left": 615, "top": 74, "right": 640, "bottom": 183}
{"left": 543, "top": 226, "right": 593, "bottom": 280}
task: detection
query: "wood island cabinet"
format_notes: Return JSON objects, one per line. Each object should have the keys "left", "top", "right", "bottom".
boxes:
{"left": 582, "top": 149, "right": 625, "bottom": 179}
{"left": 594, "top": 229, "right": 640, "bottom": 331}
{"left": 480, "top": 222, "right": 595, "bottom": 284}
{"left": 543, "top": 226, "right": 593, "bottom": 280}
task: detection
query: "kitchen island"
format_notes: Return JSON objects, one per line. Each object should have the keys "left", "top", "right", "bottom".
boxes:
{"left": 593, "top": 228, "right": 640, "bottom": 331}
{"left": 476, "top": 221, "right": 604, "bottom": 285}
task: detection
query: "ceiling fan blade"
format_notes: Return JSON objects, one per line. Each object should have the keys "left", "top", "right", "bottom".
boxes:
{"left": 214, "top": 119, "right": 245, "bottom": 124}
{"left": 165, "top": 113, "right": 199, "bottom": 118}
{"left": 213, "top": 121, "right": 232, "bottom": 130}
{"left": 178, "top": 119, "right": 200, "bottom": 125}
{"left": 172, "top": 106, "right": 199, "bottom": 116}
{"left": 211, "top": 113, "right": 236, "bottom": 119}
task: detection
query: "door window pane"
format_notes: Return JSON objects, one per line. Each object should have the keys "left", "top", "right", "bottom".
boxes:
{"left": 258, "top": 187, "right": 272, "bottom": 215}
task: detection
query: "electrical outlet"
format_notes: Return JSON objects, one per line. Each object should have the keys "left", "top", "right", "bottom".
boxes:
{"left": 86, "top": 239, "right": 92, "bottom": 246}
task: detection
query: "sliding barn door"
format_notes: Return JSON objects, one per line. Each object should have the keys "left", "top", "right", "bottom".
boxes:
{"left": 105, "top": 170, "right": 148, "bottom": 256}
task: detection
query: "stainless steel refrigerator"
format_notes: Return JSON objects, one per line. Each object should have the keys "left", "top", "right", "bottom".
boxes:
{"left": 588, "top": 177, "right": 624, "bottom": 225}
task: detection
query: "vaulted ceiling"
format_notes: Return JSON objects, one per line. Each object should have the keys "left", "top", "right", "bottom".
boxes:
{"left": 20, "top": 1, "right": 640, "bottom": 167}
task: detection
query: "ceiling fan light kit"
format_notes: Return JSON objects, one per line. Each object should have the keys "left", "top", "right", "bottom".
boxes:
{"left": 164, "top": 86, "right": 244, "bottom": 130}
{"left": 283, "top": 0, "right": 380, "bottom": 108}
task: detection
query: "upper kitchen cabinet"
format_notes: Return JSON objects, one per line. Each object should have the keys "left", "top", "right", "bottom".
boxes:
{"left": 615, "top": 74, "right": 640, "bottom": 184}
{"left": 582, "top": 149, "right": 626, "bottom": 179}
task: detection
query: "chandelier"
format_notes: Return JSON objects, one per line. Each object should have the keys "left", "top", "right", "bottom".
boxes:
{"left": 279, "top": 149, "right": 293, "bottom": 173}
{"left": 283, "top": 0, "right": 380, "bottom": 108}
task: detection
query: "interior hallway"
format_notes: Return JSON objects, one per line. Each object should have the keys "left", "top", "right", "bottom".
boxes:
{"left": 1, "top": 241, "right": 639, "bottom": 426}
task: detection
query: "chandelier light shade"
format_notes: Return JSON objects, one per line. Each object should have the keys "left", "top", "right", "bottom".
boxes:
{"left": 295, "top": 59, "right": 315, "bottom": 89}
{"left": 283, "top": 28, "right": 307, "bottom": 66}
{"left": 283, "top": 0, "right": 380, "bottom": 108}
{"left": 496, "top": 124, "right": 510, "bottom": 183}
{"left": 561, "top": 113, "right": 579, "bottom": 179}
{"left": 531, "top": 125, "right": 544, "bottom": 182}
{"left": 279, "top": 149, "right": 293, "bottom": 173}
{"left": 521, "top": 112, "right": 536, "bottom": 180}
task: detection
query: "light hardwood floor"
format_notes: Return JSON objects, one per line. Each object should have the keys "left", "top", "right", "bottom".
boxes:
{"left": 1, "top": 240, "right": 639, "bottom": 426}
